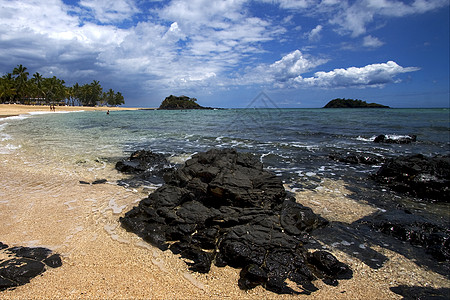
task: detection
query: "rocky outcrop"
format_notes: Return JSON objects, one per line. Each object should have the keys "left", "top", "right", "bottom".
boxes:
{"left": 329, "top": 152, "right": 385, "bottom": 165}
{"left": 359, "top": 210, "right": 450, "bottom": 262}
{"left": 323, "top": 98, "right": 389, "bottom": 108}
{"left": 373, "top": 134, "right": 416, "bottom": 144}
{"left": 115, "top": 150, "right": 172, "bottom": 185}
{"left": 120, "top": 148, "right": 352, "bottom": 294}
{"left": 0, "top": 242, "right": 62, "bottom": 291}
{"left": 158, "top": 95, "right": 207, "bottom": 110}
{"left": 371, "top": 154, "right": 450, "bottom": 202}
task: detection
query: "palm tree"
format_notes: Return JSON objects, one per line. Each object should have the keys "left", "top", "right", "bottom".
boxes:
{"left": 12, "top": 64, "right": 29, "bottom": 103}
{"left": 0, "top": 73, "right": 16, "bottom": 103}
{"left": 31, "top": 72, "right": 44, "bottom": 103}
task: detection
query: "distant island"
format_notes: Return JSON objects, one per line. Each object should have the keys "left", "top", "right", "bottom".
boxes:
{"left": 324, "top": 98, "right": 389, "bottom": 108}
{"left": 158, "top": 95, "right": 211, "bottom": 110}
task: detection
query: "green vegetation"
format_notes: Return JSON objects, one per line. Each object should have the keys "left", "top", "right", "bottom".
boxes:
{"left": 0, "top": 64, "right": 124, "bottom": 106}
{"left": 324, "top": 98, "right": 389, "bottom": 108}
{"left": 159, "top": 95, "right": 205, "bottom": 110}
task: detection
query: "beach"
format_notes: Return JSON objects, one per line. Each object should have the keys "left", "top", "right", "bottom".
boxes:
{"left": 0, "top": 107, "right": 448, "bottom": 299}
{"left": 0, "top": 104, "right": 142, "bottom": 118}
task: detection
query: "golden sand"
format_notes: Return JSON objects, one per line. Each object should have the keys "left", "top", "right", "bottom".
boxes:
{"left": 0, "top": 108, "right": 448, "bottom": 299}
{"left": 0, "top": 104, "right": 143, "bottom": 118}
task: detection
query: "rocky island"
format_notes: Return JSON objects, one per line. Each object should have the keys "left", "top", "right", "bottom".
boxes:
{"left": 324, "top": 98, "right": 389, "bottom": 108}
{"left": 158, "top": 95, "right": 211, "bottom": 110}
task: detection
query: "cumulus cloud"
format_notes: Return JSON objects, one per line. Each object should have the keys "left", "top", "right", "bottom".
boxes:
{"left": 78, "top": 0, "right": 140, "bottom": 24}
{"left": 241, "top": 53, "right": 418, "bottom": 89}
{"left": 363, "top": 35, "right": 384, "bottom": 48}
{"left": 307, "top": 25, "right": 323, "bottom": 42}
{"left": 328, "top": 0, "right": 449, "bottom": 37}
{"left": 264, "top": 0, "right": 448, "bottom": 37}
{"left": 240, "top": 50, "right": 328, "bottom": 86}
{"left": 301, "top": 61, "right": 420, "bottom": 88}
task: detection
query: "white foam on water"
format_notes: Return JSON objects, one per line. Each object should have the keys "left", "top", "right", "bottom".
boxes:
{"left": 1, "top": 114, "right": 30, "bottom": 121}
{"left": 356, "top": 136, "right": 375, "bottom": 142}
{"left": 64, "top": 199, "right": 78, "bottom": 211}
{"left": 105, "top": 198, "right": 127, "bottom": 214}
{"left": 183, "top": 272, "right": 206, "bottom": 291}
{"left": 0, "top": 143, "right": 21, "bottom": 154}
{"left": 104, "top": 223, "right": 130, "bottom": 244}
{"left": 27, "top": 110, "right": 84, "bottom": 115}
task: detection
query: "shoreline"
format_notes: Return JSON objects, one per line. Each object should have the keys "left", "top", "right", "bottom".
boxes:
{"left": 0, "top": 104, "right": 144, "bottom": 118}
{"left": 0, "top": 111, "right": 449, "bottom": 299}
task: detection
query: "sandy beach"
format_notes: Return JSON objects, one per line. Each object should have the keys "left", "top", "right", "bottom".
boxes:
{"left": 0, "top": 107, "right": 448, "bottom": 299}
{"left": 0, "top": 104, "right": 143, "bottom": 118}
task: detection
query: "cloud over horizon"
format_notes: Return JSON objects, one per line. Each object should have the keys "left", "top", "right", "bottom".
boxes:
{"left": 0, "top": 0, "right": 448, "bottom": 107}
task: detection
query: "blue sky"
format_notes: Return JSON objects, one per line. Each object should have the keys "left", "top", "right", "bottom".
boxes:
{"left": 0, "top": 0, "right": 448, "bottom": 108}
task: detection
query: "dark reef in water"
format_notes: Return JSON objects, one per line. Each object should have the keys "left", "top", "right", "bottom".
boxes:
{"left": 119, "top": 148, "right": 352, "bottom": 294}
{"left": 371, "top": 154, "right": 450, "bottom": 203}
{"left": 323, "top": 98, "right": 389, "bottom": 108}
{"left": 115, "top": 150, "right": 174, "bottom": 186}
{"left": 0, "top": 242, "right": 62, "bottom": 291}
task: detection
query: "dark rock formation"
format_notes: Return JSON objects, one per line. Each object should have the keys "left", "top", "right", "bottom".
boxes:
{"left": 323, "top": 98, "right": 389, "bottom": 108}
{"left": 79, "top": 179, "right": 108, "bottom": 185}
{"left": 373, "top": 134, "right": 416, "bottom": 144}
{"left": 371, "top": 154, "right": 450, "bottom": 202}
{"left": 390, "top": 285, "right": 450, "bottom": 300}
{"left": 120, "top": 148, "right": 352, "bottom": 294}
{"left": 115, "top": 150, "right": 172, "bottom": 185}
{"left": 158, "top": 95, "right": 209, "bottom": 110}
{"left": 0, "top": 243, "right": 62, "bottom": 291}
{"left": 329, "top": 152, "right": 385, "bottom": 165}
{"left": 359, "top": 210, "right": 450, "bottom": 262}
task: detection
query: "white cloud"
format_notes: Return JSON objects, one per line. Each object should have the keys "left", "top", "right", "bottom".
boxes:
{"left": 239, "top": 50, "right": 328, "bottom": 86}
{"left": 301, "top": 61, "right": 420, "bottom": 88}
{"left": 308, "top": 25, "right": 323, "bottom": 42}
{"left": 363, "top": 35, "right": 384, "bottom": 48}
{"left": 328, "top": 0, "right": 449, "bottom": 37}
{"left": 78, "top": 0, "right": 140, "bottom": 24}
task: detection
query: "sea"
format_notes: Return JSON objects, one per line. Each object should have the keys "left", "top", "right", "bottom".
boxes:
{"left": 1, "top": 107, "right": 449, "bottom": 278}
{"left": 1, "top": 108, "right": 448, "bottom": 182}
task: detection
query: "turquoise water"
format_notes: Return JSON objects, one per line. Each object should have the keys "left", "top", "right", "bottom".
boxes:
{"left": 1, "top": 108, "right": 449, "bottom": 181}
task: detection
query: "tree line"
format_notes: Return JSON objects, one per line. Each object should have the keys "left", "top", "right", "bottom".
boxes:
{"left": 0, "top": 64, "right": 124, "bottom": 106}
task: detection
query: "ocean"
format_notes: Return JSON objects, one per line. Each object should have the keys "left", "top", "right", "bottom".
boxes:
{"left": 1, "top": 107, "right": 449, "bottom": 297}
{"left": 1, "top": 108, "right": 448, "bottom": 182}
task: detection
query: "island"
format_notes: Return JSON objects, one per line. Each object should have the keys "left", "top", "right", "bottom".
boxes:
{"left": 158, "top": 95, "right": 212, "bottom": 110}
{"left": 323, "top": 98, "right": 390, "bottom": 108}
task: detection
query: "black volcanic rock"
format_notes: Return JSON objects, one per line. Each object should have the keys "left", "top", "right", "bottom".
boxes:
{"left": 116, "top": 150, "right": 172, "bottom": 185}
{"left": 0, "top": 244, "right": 62, "bottom": 291}
{"left": 358, "top": 209, "right": 450, "bottom": 263}
{"left": 371, "top": 154, "right": 450, "bottom": 202}
{"left": 373, "top": 134, "right": 417, "bottom": 144}
{"left": 120, "top": 148, "right": 352, "bottom": 294}
{"left": 329, "top": 152, "right": 385, "bottom": 165}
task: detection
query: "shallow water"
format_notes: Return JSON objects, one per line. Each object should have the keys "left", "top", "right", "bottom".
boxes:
{"left": 2, "top": 108, "right": 448, "bottom": 175}
{"left": 1, "top": 108, "right": 449, "bottom": 298}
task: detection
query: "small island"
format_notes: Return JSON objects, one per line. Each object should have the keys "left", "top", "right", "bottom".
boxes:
{"left": 158, "top": 95, "right": 211, "bottom": 110}
{"left": 324, "top": 98, "right": 389, "bottom": 108}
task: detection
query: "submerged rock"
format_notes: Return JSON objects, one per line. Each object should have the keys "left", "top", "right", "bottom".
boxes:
{"left": 373, "top": 134, "right": 416, "bottom": 144}
{"left": 120, "top": 148, "right": 352, "bottom": 294}
{"left": 359, "top": 210, "right": 450, "bottom": 262}
{"left": 329, "top": 152, "right": 385, "bottom": 165}
{"left": 0, "top": 243, "right": 62, "bottom": 291}
{"left": 115, "top": 150, "right": 172, "bottom": 185}
{"left": 371, "top": 154, "right": 450, "bottom": 202}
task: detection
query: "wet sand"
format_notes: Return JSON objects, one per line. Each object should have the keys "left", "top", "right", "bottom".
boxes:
{"left": 0, "top": 111, "right": 448, "bottom": 299}
{"left": 0, "top": 104, "right": 143, "bottom": 118}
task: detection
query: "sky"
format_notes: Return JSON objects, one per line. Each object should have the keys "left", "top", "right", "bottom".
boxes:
{"left": 0, "top": 0, "right": 448, "bottom": 108}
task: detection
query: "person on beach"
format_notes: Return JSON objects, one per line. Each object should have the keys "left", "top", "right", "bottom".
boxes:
{"left": 107, "top": 110, "right": 110, "bottom": 115}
